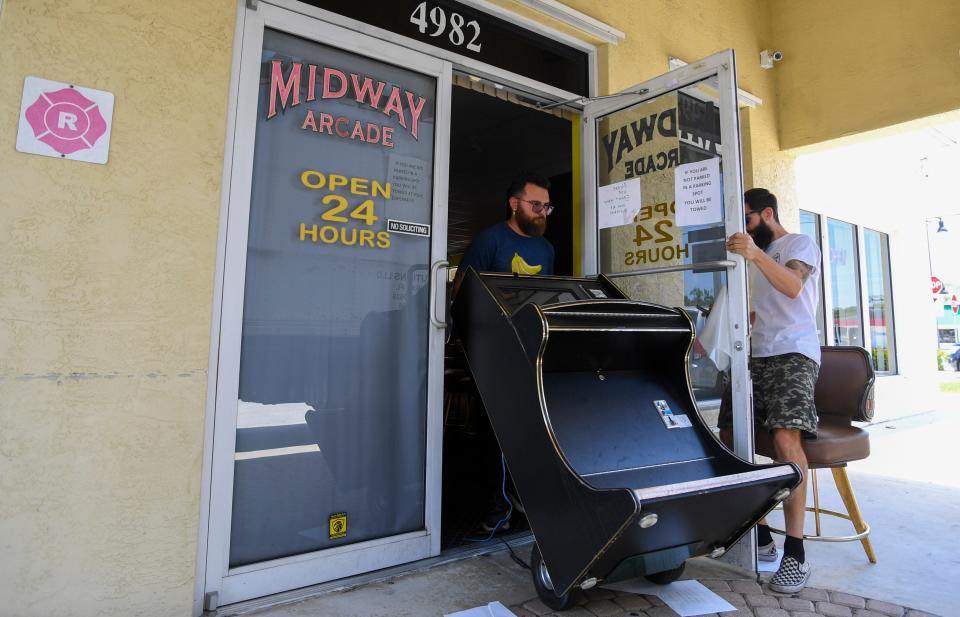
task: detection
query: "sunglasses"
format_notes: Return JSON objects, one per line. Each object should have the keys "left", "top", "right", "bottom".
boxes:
{"left": 745, "top": 208, "right": 767, "bottom": 224}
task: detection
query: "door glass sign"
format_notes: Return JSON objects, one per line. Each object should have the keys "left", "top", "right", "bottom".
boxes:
{"left": 229, "top": 29, "right": 437, "bottom": 567}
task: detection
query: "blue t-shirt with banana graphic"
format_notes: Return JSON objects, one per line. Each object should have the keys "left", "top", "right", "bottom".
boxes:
{"left": 459, "top": 221, "right": 554, "bottom": 276}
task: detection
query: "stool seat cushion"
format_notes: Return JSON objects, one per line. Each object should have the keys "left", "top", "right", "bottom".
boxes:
{"left": 755, "top": 420, "right": 870, "bottom": 466}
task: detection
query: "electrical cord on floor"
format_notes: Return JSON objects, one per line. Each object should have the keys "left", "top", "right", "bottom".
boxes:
{"left": 501, "top": 537, "right": 530, "bottom": 570}
{"left": 465, "top": 454, "right": 513, "bottom": 543}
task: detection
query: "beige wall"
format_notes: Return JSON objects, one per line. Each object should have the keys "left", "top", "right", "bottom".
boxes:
{"left": 0, "top": 1, "right": 235, "bottom": 615}
{"left": 773, "top": 0, "right": 960, "bottom": 150}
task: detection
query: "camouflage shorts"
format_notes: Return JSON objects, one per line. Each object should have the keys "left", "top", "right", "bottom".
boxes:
{"left": 719, "top": 353, "right": 820, "bottom": 438}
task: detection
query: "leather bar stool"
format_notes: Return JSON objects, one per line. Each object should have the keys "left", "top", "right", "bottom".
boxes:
{"left": 755, "top": 346, "right": 877, "bottom": 563}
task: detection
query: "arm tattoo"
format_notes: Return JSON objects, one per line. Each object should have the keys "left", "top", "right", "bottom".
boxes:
{"left": 785, "top": 259, "right": 812, "bottom": 284}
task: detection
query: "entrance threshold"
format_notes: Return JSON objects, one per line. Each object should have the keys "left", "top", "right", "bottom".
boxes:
{"left": 212, "top": 533, "right": 535, "bottom": 616}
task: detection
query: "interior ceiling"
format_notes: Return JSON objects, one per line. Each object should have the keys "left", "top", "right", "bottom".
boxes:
{"left": 448, "top": 81, "right": 573, "bottom": 255}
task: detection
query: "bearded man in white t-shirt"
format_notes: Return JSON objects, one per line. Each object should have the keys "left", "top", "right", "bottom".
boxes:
{"left": 721, "top": 187, "right": 822, "bottom": 594}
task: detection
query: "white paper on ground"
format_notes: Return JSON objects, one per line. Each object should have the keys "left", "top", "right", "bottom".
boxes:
{"left": 602, "top": 579, "right": 736, "bottom": 616}
{"left": 758, "top": 548, "right": 783, "bottom": 572}
{"left": 444, "top": 601, "right": 517, "bottom": 617}
{"left": 597, "top": 178, "right": 642, "bottom": 229}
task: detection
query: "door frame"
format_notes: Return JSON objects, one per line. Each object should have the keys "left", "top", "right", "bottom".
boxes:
{"left": 198, "top": 2, "right": 452, "bottom": 610}
{"left": 580, "top": 50, "right": 757, "bottom": 569}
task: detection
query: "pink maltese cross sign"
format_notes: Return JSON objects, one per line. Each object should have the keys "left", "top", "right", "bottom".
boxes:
{"left": 17, "top": 76, "right": 115, "bottom": 164}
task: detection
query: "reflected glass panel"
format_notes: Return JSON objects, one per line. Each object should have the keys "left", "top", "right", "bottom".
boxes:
{"left": 229, "top": 29, "right": 436, "bottom": 567}
{"left": 863, "top": 229, "right": 896, "bottom": 372}
{"left": 799, "top": 210, "right": 826, "bottom": 345}
{"left": 596, "top": 78, "right": 731, "bottom": 415}
{"left": 827, "top": 219, "right": 863, "bottom": 347}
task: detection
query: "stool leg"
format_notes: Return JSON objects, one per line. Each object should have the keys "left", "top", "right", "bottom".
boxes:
{"left": 812, "top": 469, "right": 822, "bottom": 537}
{"left": 831, "top": 467, "right": 877, "bottom": 563}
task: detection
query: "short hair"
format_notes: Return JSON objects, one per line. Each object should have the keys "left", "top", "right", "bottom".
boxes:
{"left": 744, "top": 187, "right": 779, "bottom": 222}
{"left": 506, "top": 172, "right": 551, "bottom": 201}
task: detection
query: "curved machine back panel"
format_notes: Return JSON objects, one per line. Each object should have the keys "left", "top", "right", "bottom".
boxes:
{"left": 451, "top": 269, "right": 802, "bottom": 595}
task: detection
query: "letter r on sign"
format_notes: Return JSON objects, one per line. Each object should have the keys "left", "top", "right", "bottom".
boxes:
{"left": 58, "top": 112, "right": 78, "bottom": 130}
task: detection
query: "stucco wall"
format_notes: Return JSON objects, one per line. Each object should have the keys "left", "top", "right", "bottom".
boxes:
{"left": 773, "top": 0, "right": 960, "bottom": 149}
{"left": 0, "top": 1, "right": 235, "bottom": 615}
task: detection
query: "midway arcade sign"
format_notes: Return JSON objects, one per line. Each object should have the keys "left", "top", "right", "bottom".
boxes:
{"left": 267, "top": 60, "right": 429, "bottom": 147}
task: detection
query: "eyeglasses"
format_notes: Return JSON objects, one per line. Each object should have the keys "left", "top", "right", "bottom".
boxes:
{"left": 516, "top": 198, "right": 554, "bottom": 215}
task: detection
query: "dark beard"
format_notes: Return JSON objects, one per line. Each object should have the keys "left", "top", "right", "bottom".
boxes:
{"left": 516, "top": 210, "right": 547, "bottom": 237}
{"left": 750, "top": 220, "right": 774, "bottom": 251}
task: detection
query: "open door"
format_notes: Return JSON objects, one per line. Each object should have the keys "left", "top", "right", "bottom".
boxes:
{"left": 582, "top": 50, "right": 757, "bottom": 570}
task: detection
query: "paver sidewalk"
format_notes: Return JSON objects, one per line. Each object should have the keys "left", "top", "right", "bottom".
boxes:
{"left": 232, "top": 551, "right": 942, "bottom": 617}
{"left": 508, "top": 579, "right": 939, "bottom": 617}
{"left": 504, "top": 556, "right": 940, "bottom": 617}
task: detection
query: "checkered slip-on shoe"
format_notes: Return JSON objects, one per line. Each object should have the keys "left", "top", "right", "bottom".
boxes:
{"left": 758, "top": 541, "right": 779, "bottom": 562}
{"left": 768, "top": 555, "right": 811, "bottom": 593}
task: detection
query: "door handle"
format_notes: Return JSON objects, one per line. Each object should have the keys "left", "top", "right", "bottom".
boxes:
{"left": 605, "top": 259, "right": 736, "bottom": 278}
{"left": 430, "top": 260, "right": 449, "bottom": 328}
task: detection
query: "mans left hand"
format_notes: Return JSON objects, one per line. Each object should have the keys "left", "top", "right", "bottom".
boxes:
{"left": 726, "top": 232, "right": 761, "bottom": 261}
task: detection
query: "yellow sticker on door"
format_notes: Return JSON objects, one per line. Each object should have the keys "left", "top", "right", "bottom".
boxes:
{"left": 329, "top": 512, "right": 348, "bottom": 540}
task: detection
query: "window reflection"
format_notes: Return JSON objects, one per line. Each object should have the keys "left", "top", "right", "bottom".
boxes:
{"left": 864, "top": 229, "right": 897, "bottom": 372}
{"left": 799, "top": 211, "right": 826, "bottom": 345}
{"left": 827, "top": 219, "right": 863, "bottom": 347}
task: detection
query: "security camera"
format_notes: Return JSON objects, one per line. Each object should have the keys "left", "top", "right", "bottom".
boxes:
{"left": 759, "top": 49, "right": 784, "bottom": 69}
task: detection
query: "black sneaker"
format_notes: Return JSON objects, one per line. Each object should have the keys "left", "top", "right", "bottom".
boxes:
{"left": 768, "top": 555, "right": 811, "bottom": 593}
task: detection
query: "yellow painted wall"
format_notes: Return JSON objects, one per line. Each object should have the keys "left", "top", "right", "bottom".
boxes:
{"left": 0, "top": 1, "right": 235, "bottom": 615}
{"left": 773, "top": 0, "right": 960, "bottom": 149}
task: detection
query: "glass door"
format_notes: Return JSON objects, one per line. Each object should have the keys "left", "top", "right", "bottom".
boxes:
{"left": 582, "top": 50, "right": 756, "bottom": 569}
{"left": 205, "top": 3, "right": 451, "bottom": 607}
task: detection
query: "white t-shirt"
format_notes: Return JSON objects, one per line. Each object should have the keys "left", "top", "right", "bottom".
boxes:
{"left": 750, "top": 233, "right": 822, "bottom": 364}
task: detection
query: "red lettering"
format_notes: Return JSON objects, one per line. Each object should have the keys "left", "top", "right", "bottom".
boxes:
{"left": 267, "top": 60, "right": 301, "bottom": 119}
{"left": 317, "top": 112, "right": 334, "bottom": 134}
{"left": 335, "top": 117, "right": 350, "bottom": 137}
{"left": 301, "top": 110, "right": 317, "bottom": 132}
{"left": 307, "top": 64, "right": 318, "bottom": 102}
{"left": 382, "top": 87, "right": 406, "bottom": 129}
{"left": 351, "top": 74, "right": 386, "bottom": 108}
{"left": 323, "top": 68, "right": 348, "bottom": 99}
{"left": 350, "top": 120, "right": 366, "bottom": 141}
{"left": 406, "top": 92, "right": 426, "bottom": 140}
